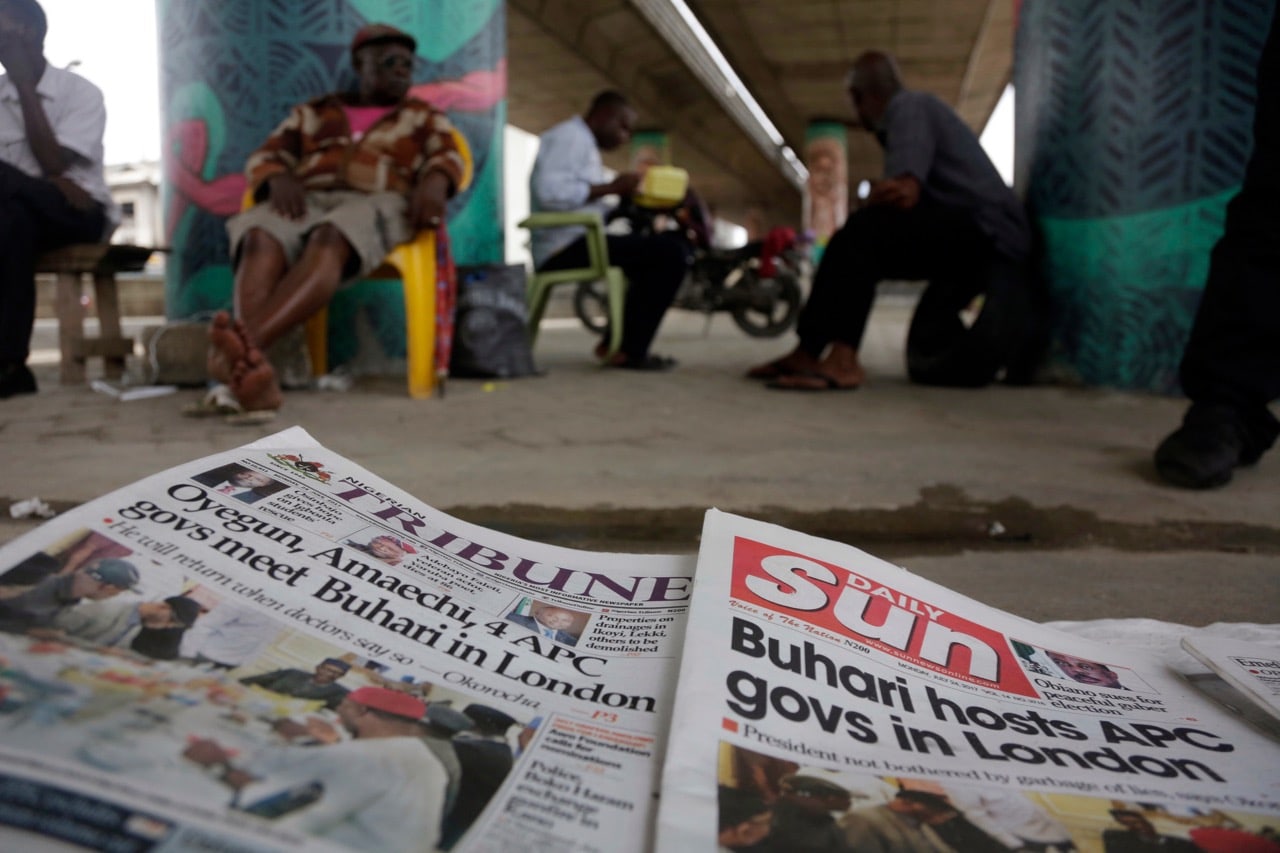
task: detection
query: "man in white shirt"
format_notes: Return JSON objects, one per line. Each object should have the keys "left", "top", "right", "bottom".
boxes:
{"left": 0, "top": 0, "right": 118, "bottom": 398}
{"left": 529, "top": 90, "right": 689, "bottom": 371}
{"left": 184, "top": 686, "right": 448, "bottom": 852}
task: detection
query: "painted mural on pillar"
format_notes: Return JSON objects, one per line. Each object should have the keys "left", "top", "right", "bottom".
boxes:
{"left": 630, "top": 131, "right": 670, "bottom": 170}
{"left": 158, "top": 0, "right": 505, "bottom": 367}
{"left": 803, "top": 122, "right": 847, "bottom": 263}
{"left": 1015, "top": 0, "right": 1270, "bottom": 392}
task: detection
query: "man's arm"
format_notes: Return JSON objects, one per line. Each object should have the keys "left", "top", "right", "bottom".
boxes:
{"left": 240, "top": 669, "right": 284, "bottom": 687}
{"left": 866, "top": 174, "right": 921, "bottom": 210}
{"left": 183, "top": 738, "right": 259, "bottom": 792}
{"left": 530, "top": 124, "right": 639, "bottom": 210}
{"left": 870, "top": 91, "right": 934, "bottom": 211}
{"left": 244, "top": 106, "right": 307, "bottom": 218}
{"left": 0, "top": 41, "right": 97, "bottom": 211}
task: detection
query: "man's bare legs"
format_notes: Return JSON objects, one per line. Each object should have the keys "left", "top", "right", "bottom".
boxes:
{"left": 208, "top": 227, "right": 287, "bottom": 386}
{"left": 211, "top": 224, "right": 354, "bottom": 410}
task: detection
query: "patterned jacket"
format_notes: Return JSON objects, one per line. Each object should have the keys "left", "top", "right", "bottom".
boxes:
{"left": 245, "top": 93, "right": 465, "bottom": 198}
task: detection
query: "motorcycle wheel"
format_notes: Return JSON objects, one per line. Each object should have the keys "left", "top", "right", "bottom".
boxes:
{"left": 573, "top": 280, "right": 610, "bottom": 334}
{"left": 730, "top": 272, "right": 803, "bottom": 338}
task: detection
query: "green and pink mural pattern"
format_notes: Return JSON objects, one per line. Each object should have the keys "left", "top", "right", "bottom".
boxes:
{"left": 1015, "top": 0, "right": 1271, "bottom": 392}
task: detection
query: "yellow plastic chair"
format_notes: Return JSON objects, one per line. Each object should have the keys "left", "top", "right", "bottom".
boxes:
{"left": 520, "top": 211, "right": 626, "bottom": 357}
{"left": 240, "top": 128, "right": 473, "bottom": 399}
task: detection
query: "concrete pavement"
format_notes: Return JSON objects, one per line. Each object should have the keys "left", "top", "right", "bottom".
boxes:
{"left": 3, "top": 298, "right": 1278, "bottom": 625}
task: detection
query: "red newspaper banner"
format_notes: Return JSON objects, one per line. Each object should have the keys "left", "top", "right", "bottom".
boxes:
{"left": 729, "top": 537, "right": 1038, "bottom": 697}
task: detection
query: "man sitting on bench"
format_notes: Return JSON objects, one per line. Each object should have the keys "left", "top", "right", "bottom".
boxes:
{"left": 0, "top": 0, "right": 118, "bottom": 399}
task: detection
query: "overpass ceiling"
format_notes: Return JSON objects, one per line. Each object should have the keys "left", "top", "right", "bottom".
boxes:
{"left": 507, "top": 0, "right": 1014, "bottom": 227}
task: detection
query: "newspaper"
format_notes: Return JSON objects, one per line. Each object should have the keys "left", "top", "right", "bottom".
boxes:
{"left": 0, "top": 427, "right": 694, "bottom": 853}
{"left": 656, "top": 510, "right": 1280, "bottom": 852}
{"left": 1182, "top": 635, "right": 1280, "bottom": 722}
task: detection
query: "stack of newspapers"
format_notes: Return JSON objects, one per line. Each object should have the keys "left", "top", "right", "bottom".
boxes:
{"left": 0, "top": 428, "right": 1275, "bottom": 852}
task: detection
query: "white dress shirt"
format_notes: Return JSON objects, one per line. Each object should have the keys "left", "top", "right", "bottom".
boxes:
{"left": 0, "top": 64, "right": 119, "bottom": 235}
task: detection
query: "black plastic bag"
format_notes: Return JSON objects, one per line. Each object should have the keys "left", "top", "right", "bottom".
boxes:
{"left": 449, "top": 264, "right": 539, "bottom": 379}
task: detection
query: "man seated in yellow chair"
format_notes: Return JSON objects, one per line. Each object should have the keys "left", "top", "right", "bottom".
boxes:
{"left": 211, "top": 23, "right": 466, "bottom": 412}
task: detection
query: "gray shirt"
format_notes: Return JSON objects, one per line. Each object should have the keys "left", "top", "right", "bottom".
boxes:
{"left": 880, "top": 89, "right": 1029, "bottom": 259}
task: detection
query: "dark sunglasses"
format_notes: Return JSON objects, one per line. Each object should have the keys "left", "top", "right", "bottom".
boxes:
{"left": 377, "top": 54, "right": 414, "bottom": 71}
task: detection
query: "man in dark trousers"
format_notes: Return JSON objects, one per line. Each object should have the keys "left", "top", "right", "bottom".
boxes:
{"left": 1154, "top": 6, "right": 1279, "bottom": 489}
{"left": 748, "top": 50, "right": 1039, "bottom": 392}
{"left": 441, "top": 703, "right": 516, "bottom": 849}
{"left": 0, "top": 0, "right": 117, "bottom": 398}
{"left": 529, "top": 90, "right": 689, "bottom": 371}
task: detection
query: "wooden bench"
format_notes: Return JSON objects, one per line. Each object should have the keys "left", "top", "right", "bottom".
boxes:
{"left": 35, "top": 243, "right": 154, "bottom": 384}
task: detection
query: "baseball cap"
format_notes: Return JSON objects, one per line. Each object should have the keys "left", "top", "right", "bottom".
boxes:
{"left": 320, "top": 657, "right": 351, "bottom": 672}
{"left": 163, "top": 596, "right": 201, "bottom": 628}
{"left": 347, "top": 686, "right": 426, "bottom": 720}
{"left": 350, "top": 23, "right": 416, "bottom": 56}
{"left": 86, "top": 558, "right": 140, "bottom": 589}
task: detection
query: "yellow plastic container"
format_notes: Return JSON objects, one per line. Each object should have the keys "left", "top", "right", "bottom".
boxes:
{"left": 634, "top": 166, "right": 689, "bottom": 209}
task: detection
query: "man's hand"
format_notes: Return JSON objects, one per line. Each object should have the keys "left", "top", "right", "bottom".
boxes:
{"left": 608, "top": 171, "right": 642, "bottom": 198}
{"left": 408, "top": 170, "right": 451, "bottom": 231}
{"left": 866, "top": 174, "right": 921, "bottom": 210}
{"left": 0, "top": 24, "right": 40, "bottom": 88}
{"left": 183, "top": 737, "right": 233, "bottom": 767}
{"left": 265, "top": 173, "right": 307, "bottom": 220}
{"left": 51, "top": 176, "right": 95, "bottom": 212}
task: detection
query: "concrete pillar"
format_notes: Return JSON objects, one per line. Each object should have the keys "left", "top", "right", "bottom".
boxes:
{"left": 803, "top": 122, "right": 848, "bottom": 262}
{"left": 1015, "top": 0, "right": 1270, "bottom": 391}
{"left": 157, "top": 0, "right": 506, "bottom": 365}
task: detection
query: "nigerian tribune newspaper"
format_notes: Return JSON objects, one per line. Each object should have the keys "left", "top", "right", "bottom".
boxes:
{"left": 0, "top": 427, "right": 693, "bottom": 853}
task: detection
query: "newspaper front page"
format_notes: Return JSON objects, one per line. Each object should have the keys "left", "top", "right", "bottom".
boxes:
{"left": 657, "top": 510, "right": 1280, "bottom": 852}
{"left": 0, "top": 427, "right": 693, "bottom": 853}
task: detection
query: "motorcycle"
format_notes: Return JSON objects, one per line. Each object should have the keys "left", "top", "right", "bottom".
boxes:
{"left": 572, "top": 195, "right": 808, "bottom": 339}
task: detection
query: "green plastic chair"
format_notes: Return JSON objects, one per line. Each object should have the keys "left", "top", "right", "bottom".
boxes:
{"left": 520, "top": 211, "right": 626, "bottom": 357}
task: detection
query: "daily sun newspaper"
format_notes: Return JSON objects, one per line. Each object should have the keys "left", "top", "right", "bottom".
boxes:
{"left": 656, "top": 510, "right": 1280, "bottom": 853}
{"left": 0, "top": 427, "right": 694, "bottom": 853}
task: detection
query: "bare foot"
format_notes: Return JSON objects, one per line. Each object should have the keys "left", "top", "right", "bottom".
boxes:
{"left": 207, "top": 311, "right": 246, "bottom": 385}
{"left": 230, "top": 347, "right": 283, "bottom": 411}
{"left": 745, "top": 348, "right": 821, "bottom": 380}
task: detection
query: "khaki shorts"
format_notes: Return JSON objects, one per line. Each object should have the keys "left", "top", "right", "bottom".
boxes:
{"left": 226, "top": 190, "right": 413, "bottom": 282}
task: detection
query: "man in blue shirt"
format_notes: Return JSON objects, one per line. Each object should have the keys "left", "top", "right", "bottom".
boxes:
{"left": 529, "top": 91, "right": 688, "bottom": 370}
{"left": 748, "top": 51, "right": 1042, "bottom": 391}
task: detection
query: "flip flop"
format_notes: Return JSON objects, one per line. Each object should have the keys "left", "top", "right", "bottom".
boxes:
{"left": 766, "top": 370, "right": 860, "bottom": 391}
{"left": 223, "top": 409, "right": 278, "bottom": 426}
{"left": 606, "top": 353, "right": 678, "bottom": 371}
{"left": 181, "top": 384, "right": 243, "bottom": 417}
{"left": 746, "top": 357, "right": 801, "bottom": 380}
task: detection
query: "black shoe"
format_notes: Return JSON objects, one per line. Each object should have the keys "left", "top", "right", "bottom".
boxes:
{"left": 0, "top": 363, "right": 37, "bottom": 399}
{"left": 1154, "top": 411, "right": 1249, "bottom": 489}
{"left": 607, "top": 353, "right": 678, "bottom": 372}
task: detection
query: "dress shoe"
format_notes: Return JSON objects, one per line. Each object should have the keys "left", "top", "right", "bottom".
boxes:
{"left": 0, "top": 363, "right": 37, "bottom": 399}
{"left": 1154, "top": 407, "right": 1256, "bottom": 489}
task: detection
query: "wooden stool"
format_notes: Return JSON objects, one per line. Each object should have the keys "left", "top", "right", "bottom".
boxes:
{"left": 35, "top": 244, "right": 153, "bottom": 384}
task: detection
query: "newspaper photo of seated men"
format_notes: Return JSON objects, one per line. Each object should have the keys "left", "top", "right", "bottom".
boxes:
{"left": 0, "top": 527, "right": 531, "bottom": 852}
